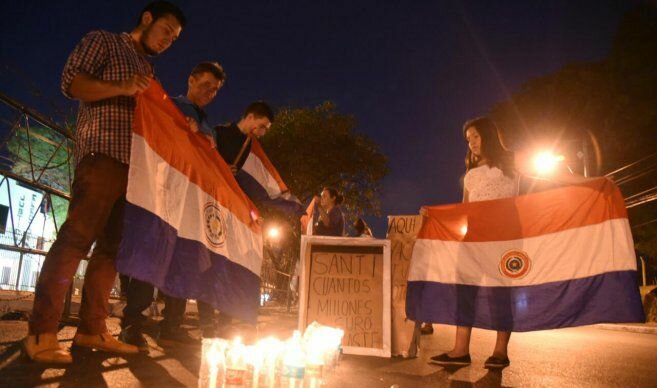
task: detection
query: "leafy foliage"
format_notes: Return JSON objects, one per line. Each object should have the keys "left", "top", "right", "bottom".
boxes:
{"left": 488, "top": 4, "right": 657, "bottom": 261}
{"left": 5, "top": 124, "right": 73, "bottom": 233}
{"left": 256, "top": 102, "right": 388, "bottom": 283}
{"left": 261, "top": 101, "right": 389, "bottom": 222}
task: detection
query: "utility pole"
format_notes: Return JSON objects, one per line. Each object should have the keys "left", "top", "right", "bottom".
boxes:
{"left": 639, "top": 256, "right": 647, "bottom": 287}
{"left": 581, "top": 133, "right": 590, "bottom": 178}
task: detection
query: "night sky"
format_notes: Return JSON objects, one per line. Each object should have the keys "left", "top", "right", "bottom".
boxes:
{"left": 0, "top": 0, "right": 634, "bottom": 235}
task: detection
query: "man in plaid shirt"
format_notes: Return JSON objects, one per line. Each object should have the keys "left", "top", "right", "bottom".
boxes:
{"left": 25, "top": 1, "right": 186, "bottom": 364}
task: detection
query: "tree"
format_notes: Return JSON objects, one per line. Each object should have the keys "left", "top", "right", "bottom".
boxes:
{"left": 488, "top": 4, "right": 657, "bottom": 260}
{"left": 260, "top": 101, "right": 389, "bottom": 222}
{"left": 256, "top": 102, "right": 388, "bottom": 295}
{"left": 4, "top": 124, "right": 74, "bottom": 234}
{"left": 490, "top": 5, "right": 657, "bottom": 174}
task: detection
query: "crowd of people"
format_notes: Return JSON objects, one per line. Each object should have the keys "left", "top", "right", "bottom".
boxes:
{"left": 23, "top": 1, "right": 278, "bottom": 364}
{"left": 23, "top": 0, "right": 358, "bottom": 365}
{"left": 22, "top": 0, "right": 574, "bottom": 371}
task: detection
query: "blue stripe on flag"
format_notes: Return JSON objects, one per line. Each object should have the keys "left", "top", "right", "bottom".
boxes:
{"left": 117, "top": 203, "right": 260, "bottom": 322}
{"left": 236, "top": 170, "right": 306, "bottom": 217}
{"left": 406, "top": 271, "right": 644, "bottom": 331}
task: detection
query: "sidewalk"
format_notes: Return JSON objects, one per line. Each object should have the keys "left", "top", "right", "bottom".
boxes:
{"left": 594, "top": 322, "right": 657, "bottom": 335}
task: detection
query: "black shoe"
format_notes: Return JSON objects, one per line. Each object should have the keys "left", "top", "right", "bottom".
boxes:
{"left": 119, "top": 325, "right": 149, "bottom": 353}
{"left": 430, "top": 353, "right": 471, "bottom": 366}
{"left": 484, "top": 355, "right": 510, "bottom": 369}
{"left": 420, "top": 323, "right": 434, "bottom": 335}
{"left": 157, "top": 327, "right": 200, "bottom": 347}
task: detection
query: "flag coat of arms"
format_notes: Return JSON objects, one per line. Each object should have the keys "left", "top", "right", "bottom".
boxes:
{"left": 117, "top": 81, "right": 262, "bottom": 322}
{"left": 235, "top": 136, "right": 306, "bottom": 217}
{"left": 406, "top": 178, "right": 644, "bottom": 331}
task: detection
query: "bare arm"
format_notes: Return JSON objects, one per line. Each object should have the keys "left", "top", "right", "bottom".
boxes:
{"left": 462, "top": 188, "right": 469, "bottom": 203}
{"left": 67, "top": 73, "right": 151, "bottom": 103}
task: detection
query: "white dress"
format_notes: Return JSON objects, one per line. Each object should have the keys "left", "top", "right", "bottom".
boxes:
{"left": 463, "top": 165, "right": 517, "bottom": 202}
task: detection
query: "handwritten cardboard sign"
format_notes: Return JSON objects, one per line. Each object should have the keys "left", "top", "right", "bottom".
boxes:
{"left": 299, "top": 236, "right": 391, "bottom": 357}
{"left": 387, "top": 215, "right": 423, "bottom": 357}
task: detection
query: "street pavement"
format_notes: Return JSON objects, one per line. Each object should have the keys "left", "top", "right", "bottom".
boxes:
{"left": 1, "top": 291, "right": 656, "bottom": 387}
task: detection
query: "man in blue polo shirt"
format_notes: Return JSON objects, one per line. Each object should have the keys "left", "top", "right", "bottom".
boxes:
{"left": 173, "top": 61, "right": 225, "bottom": 139}
{"left": 120, "top": 61, "right": 225, "bottom": 349}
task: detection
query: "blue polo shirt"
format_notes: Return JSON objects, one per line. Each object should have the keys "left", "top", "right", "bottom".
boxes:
{"left": 171, "top": 95, "right": 214, "bottom": 137}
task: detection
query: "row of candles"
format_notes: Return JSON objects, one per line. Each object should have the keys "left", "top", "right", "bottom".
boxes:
{"left": 199, "top": 322, "right": 344, "bottom": 388}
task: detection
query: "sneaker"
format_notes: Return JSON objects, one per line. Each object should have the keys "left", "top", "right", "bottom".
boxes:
{"left": 430, "top": 353, "right": 472, "bottom": 366}
{"left": 157, "top": 327, "right": 200, "bottom": 347}
{"left": 484, "top": 355, "right": 510, "bottom": 369}
{"left": 119, "top": 325, "right": 150, "bottom": 353}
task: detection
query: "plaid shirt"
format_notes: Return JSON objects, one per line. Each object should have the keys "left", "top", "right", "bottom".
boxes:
{"left": 61, "top": 31, "right": 153, "bottom": 165}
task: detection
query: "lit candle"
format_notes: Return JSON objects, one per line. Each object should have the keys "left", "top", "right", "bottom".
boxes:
{"left": 200, "top": 324, "right": 344, "bottom": 387}
{"left": 206, "top": 340, "right": 225, "bottom": 388}
{"left": 282, "top": 331, "right": 305, "bottom": 387}
{"left": 244, "top": 344, "right": 263, "bottom": 388}
{"left": 255, "top": 337, "right": 283, "bottom": 388}
{"left": 225, "top": 337, "right": 246, "bottom": 387}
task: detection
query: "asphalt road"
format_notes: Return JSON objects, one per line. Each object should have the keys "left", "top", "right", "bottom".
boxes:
{"left": 335, "top": 324, "right": 657, "bottom": 387}
{"left": 0, "top": 300, "right": 655, "bottom": 387}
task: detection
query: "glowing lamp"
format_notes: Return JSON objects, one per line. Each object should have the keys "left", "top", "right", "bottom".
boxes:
{"left": 532, "top": 151, "right": 565, "bottom": 176}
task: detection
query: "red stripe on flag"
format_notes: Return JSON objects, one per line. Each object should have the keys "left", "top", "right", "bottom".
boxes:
{"left": 249, "top": 137, "right": 289, "bottom": 193}
{"left": 420, "top": 178, "right": 627, "bottom": 242}
{"left": 134, "top": 80, "right": 260, "bottom": 233}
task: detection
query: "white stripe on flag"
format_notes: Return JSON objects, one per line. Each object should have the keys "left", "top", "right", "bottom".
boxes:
{"left": 241, "top": 152, "right": 281, "bottom": 198}
{"left": 408, "top": 218, "right": 635, "bottom": 287}
{"left": 127, "top": 134, "right": 263, "bottom": 275}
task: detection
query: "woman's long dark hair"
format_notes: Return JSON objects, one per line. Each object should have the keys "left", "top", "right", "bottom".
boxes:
{"left": 323, "top": 187, "right": 344, "bottom": 205}
{"left": 463, "top": 117, "right": 515, "bottom": 178}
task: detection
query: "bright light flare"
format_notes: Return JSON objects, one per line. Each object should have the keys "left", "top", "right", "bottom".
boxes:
{"left": 266, "top": 226, "right": 280, "bottom": 240}
{"left": 532, "top": 151, "right": 565, "bottom": 175}
{"left": 206, "top": 341, "right": 224, "bottom": 365}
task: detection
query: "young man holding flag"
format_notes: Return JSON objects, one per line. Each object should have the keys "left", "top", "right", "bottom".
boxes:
{"left": 150, "top": 61, "right": 226, "bottom": 346}
{"left": 215, "top": 103, "right": 305, "bottom": 218}
{"left": 25, "top": 1, "right": 186, "bottom": 363}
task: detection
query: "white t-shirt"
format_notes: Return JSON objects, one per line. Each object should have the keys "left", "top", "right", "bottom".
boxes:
{"left": 464, "top": 164, "right": 517, "bottom": 202}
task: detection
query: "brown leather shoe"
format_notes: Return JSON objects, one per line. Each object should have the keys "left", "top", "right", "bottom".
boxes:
{"left": 420, "top": 323, "right": 434, "bottom": 335}
{"left": 24, "top": 333, "right": 72, "bottom": 364}
{"left": 72, "top": 332, "right": 139, "bottom": 354}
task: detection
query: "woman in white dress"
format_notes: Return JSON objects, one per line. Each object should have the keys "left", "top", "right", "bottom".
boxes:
{"left": 431, "top": 117, "right": 517, "bottom": 369}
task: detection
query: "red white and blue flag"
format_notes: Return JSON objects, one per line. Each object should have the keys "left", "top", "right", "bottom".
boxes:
{"left": 406, "top": 178, "right": 644, "bottom": 331}
{"left": 117, "top": 81, "right": 263, "bottom": 322}
{"left": 236, "top": 137, "right": 306, "bottom": 218}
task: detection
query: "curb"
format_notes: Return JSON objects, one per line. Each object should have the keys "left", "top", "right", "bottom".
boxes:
{"left": 595, "top": 323, "right": 657, "bottom": 335}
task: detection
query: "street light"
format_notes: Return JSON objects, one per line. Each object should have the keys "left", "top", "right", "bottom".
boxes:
{"left": 532, "top": 150, "right": 565, "bottom": 176}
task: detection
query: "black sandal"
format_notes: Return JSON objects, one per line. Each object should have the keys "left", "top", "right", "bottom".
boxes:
{"left": 430, "top": 353, "right": 471, "bottom": 366}
{"left": 484, "top": 355, "right": 510, "bottom": 369}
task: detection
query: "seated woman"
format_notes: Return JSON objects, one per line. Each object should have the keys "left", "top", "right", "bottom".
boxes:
{"left": 314, "top": 187, "right": 345, "bottom": 236}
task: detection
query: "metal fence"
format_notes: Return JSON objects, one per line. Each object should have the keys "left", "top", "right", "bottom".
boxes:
{"left": 0, "top": 92, "right": 74, "bottom": 297}
{"left": 260, "top": 246, "right": 297, "bottom": 308}
{"left": 0, "top": 228, "right": 51, "bottom": 291}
